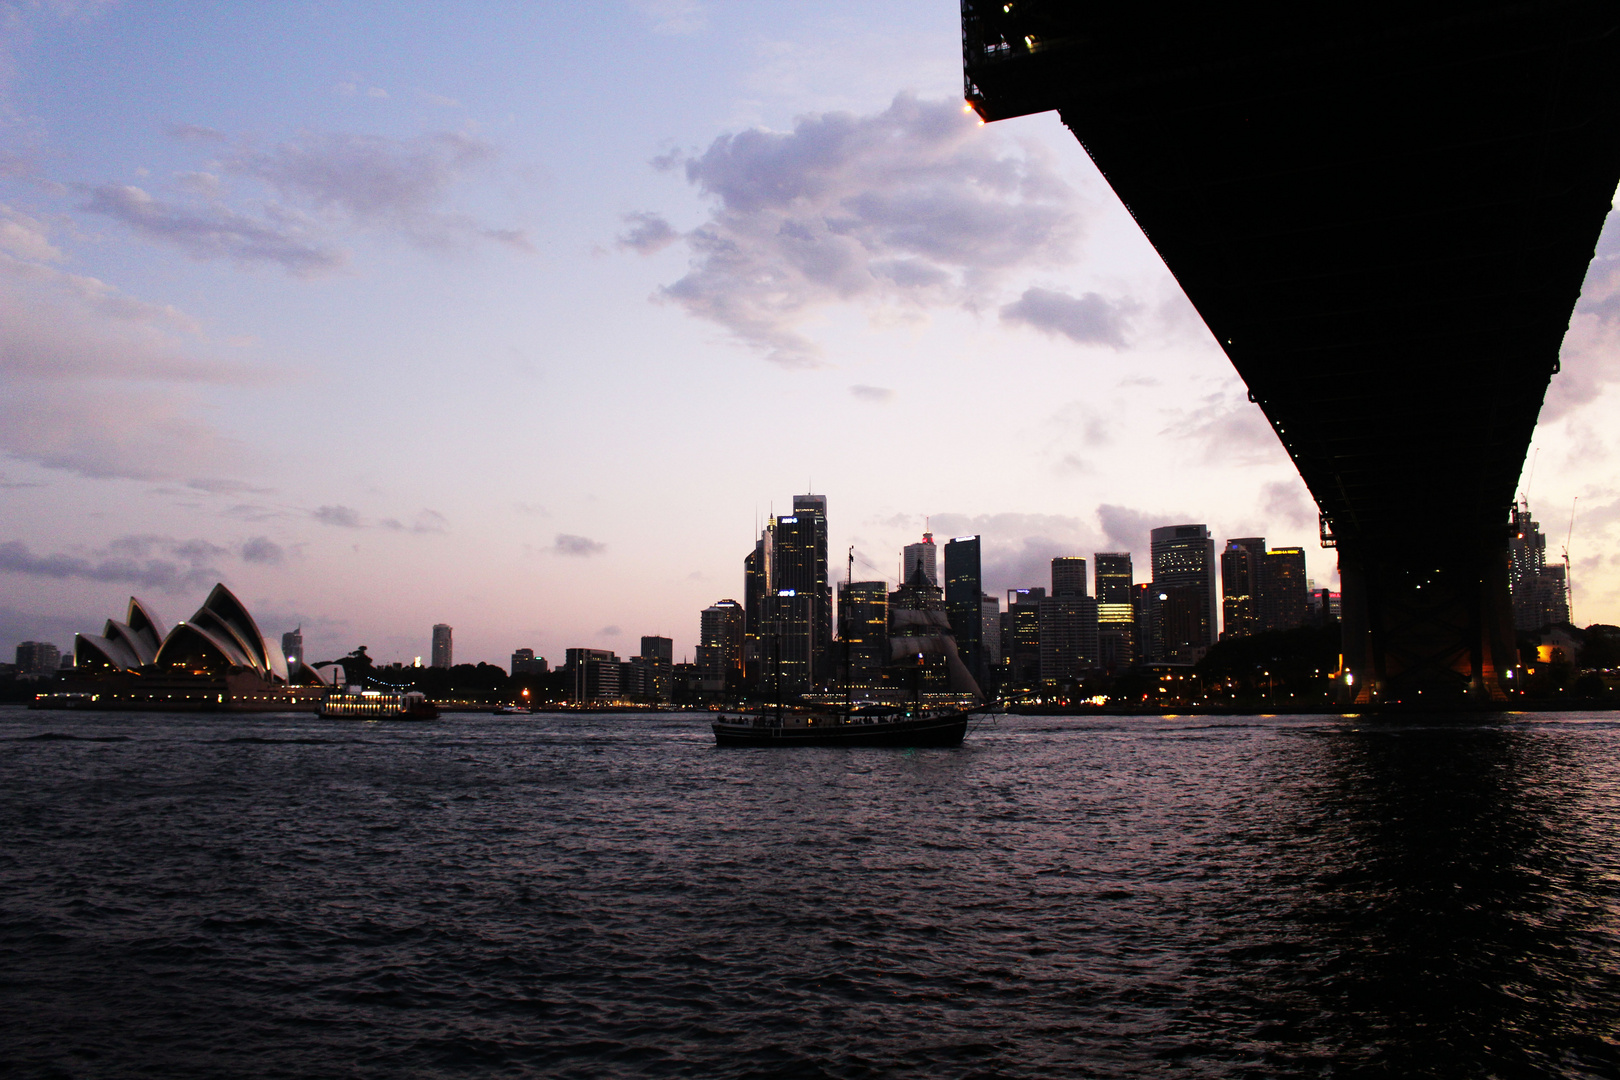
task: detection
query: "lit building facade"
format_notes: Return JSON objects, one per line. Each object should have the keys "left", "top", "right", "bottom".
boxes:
{"left": 902, "top": 532, "right": 938, "bottom": 589}
{"left": 1094, "top": 553, "right": 1134, "bottom": 604}
{"left": 698, "top": 599, "right": 744, "bottom": 694}
{"left": 431, "top": 624, "right": 453, "bottom": 669}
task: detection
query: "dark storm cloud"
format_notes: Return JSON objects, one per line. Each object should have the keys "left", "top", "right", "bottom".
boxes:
{"left": 635, "top": 94, "right": 1085, "bottom": 366}
{"left": 999, "top": 287, "right": 1135, "bottom": 349}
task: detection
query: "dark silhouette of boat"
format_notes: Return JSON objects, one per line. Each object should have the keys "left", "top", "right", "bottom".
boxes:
{"left": 711, "top": 706, "right": 969, "bottom": 747}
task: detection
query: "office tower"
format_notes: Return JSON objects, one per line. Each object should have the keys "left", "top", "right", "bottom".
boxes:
{"left": 759, "top": 589, "right": 814, "bottom": 695}
{"left": 1039, "top": 594, "right": 1099, "bottom": 684}
{"left": 511, "top": 648, "right": 547, "bottom": 675}
{"left": 901, "top": 531, "right": 938, "bottom": 588}
{"left": 1221, "top": 537, "right": 1267, "bottom": 639}
{"left": 1001, "top": 588, "right": 1044, "bottom": 690}
{"left": 743, "top": 533, "right": 770, "bottom": 688}
{"left": 281, "top": 627, "right": 303, "bottom": 669}
{"left": 639, "top": 635, "right": 673, "bottom": 703}
{"left": 15, "top": 641, "right": 61, "bottom": 677}
{"left": 431, "top": 624, "right": 453, "bottom": 669}
{"left": 1151, "top": 525, "right": 1217, "bottom": 647}
{"left": 1509, "top": 500, "right": 1570, "bottom": 629}
{"left": 1051, "top": 556, "right": 1089, "bottom": 597}
{"left": 1262, "top": 547, "right": 1309, "bottom": 631}
{"left": 789, "top": 494, "right": 832, "bottom": 681}
{"left": 1132, "top": 582, "right": 1163, "bottom": 664}
{"left": 1094, "top": 553, "right": 1133, "bottom": 603}
{"left": 1096, "top": 601, "right": 1136, "bottom": 672}
{"left": 944, "top": 535, "right": 985, "bottom": 685}
{"left": 837, "top": 580, "right": 889, "bottom": 696}
{"left": 980, "top": 594, "right": 1002, "bottom": 666}
{"left": 1159, "top": 585, "right": 1206, "bottom": 663}
{"left": 698, "top": 599, "right": 745, "bottom": 693}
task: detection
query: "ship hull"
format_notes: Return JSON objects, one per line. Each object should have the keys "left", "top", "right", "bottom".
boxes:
{"left": 712, "top": 711, "right": 969, "bottom": 748}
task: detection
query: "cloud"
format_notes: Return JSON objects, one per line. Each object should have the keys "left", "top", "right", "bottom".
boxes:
{"left": 312, "top": 505, "right": 364, "bottom": 528}
{"left": 928, "top": 511, "right": 1100, "bottom": 596}
{"left": 639, "top": 93, "right": 1084, "bottom": 366}
{"left": 0, "top": 535, "right": 224, "bottom": 593}
{"left": 554, "top": 533, "right": 607, "bottom": 556}
{"left": 380, "top": 509, "right": 450, "bottom": 534}
{"left": 1000, "top": 287, "right": 1135, "bottom": 348}
{"left": 617, "top": 211, "right": 679, "bottom": 254}
{"left": 222, "top": 129, "right": 526, "bottom": 251}
{"left": 80, "top": 183, "right": 344, "bottom": 275}
{"left": 849, "top": 384, "right": 893, "bottom": 403}
{"left": 1261, "top": 478, "right": 1315, "bottom": 528}
{"left": 1545, "top": 207, "right": 1620, "bottom": 422}
{"left": 633, "top": 0, "right": 707, "bottom": 35}
{"left": 0, "top": 209, "right": 264, "bottom": 482}
{"left": 241, "top": 536, "right": 284, "bottom": 565}
{"left": 1165, "top": 390, "right": 1284, "bottom": 467}
{"left": 1097, "top": 504, "right": 1182, "bottom": 556}
{"left": 599, "top": 624, "right": 622, "bottom": 636}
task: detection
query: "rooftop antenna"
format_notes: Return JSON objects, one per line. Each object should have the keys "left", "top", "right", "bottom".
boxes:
{"left": 1564, "top": 496, "right": 1578, "bottom": 625}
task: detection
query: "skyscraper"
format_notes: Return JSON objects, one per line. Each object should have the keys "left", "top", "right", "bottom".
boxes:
{"left": 837, "top": 580, "right": 889, "bottom": 695}
{"left": 1094, "top": 553, "right": 1133, "bottom": 603}
{"left": 901, "top": 532, "right": 938, "bottom": 589}
{"left": 1261, "top": 547, "right": 1309, "bottom": 632}
{"left": 1220, "top": 538, "right": 1267, "bottom": 639}
{"left": 944, "top": 535, "right": 985, "bottom": 685}
{"left": 1040, "top": 557, "right": 1098, "bottom": 683}
{"left": 743, "top": 532, "right": 770, "bottom": 688}
{"left": 638, "top": 635, "right": 674, "bottom": 703}
{"left": 980, "top": 593, "right": 1002, "bottom": 690}
{"left": 431, "top": 624, "right": 453, "bottom": 669}
{"left": 1002, "top": 588, "right": 1044, "bottom": 690}
{"left": 748, "top": 495, "right": 832, "bottom": 690}
{"left": 786, "top": 494, "right": 832, "bottom": 682}
{"left": 1151, "top": 525, "right": 1217, "bottom": 649}
{"left": 698, "top": 599, "right": 744, "bottom": 693}
{"left": 1509, "top": 500, "right": 1571, "bottom": 629}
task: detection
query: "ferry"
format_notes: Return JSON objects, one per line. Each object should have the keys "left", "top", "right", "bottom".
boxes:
{"left": 319, "top": 688, "right": 439, "bottom": 720}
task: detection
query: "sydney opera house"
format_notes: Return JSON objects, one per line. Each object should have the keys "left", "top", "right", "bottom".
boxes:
{"left": 39, "top": 583, "right": 329, "bottom": 711}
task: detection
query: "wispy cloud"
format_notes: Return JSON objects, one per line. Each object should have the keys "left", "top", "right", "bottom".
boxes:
{"left": 80, "top": 183, "right": 343, "bottom": 275}
{"left": 849, "top": 384, "right": 893, "bottom": 403}
{"left": 241, "top": 536, "right": 285, "bottom": 565}
{"left": 312, "top": 505, "right": 364, "bottom": 528}
{"left": 633, "top": 94, "right": 1085, "bottom": 366}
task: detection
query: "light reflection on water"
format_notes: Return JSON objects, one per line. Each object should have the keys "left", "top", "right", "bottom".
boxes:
{"left": 1, "top": 708, "right": 1616, "bottom": 1077}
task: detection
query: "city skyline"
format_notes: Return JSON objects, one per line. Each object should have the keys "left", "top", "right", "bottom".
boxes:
{"left": 1, "top": 3, "right": 1615, "bottom": 670}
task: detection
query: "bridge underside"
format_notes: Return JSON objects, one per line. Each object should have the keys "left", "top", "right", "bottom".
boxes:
{"left": 965, "top": 2, "right": 1620, "bottom": 703}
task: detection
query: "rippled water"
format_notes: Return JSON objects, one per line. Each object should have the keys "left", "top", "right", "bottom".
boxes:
{"left": 3, "top": 706, "right": 1619, "bottom": 1078}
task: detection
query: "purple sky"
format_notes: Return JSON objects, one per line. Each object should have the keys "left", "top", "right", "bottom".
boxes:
{"left": 2, "top": 2, "right": 1617, "bottom": 667}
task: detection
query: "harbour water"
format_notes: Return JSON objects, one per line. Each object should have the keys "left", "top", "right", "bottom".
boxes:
{"left": 2, "top": 706, "right": 1618, "bottom": 1077}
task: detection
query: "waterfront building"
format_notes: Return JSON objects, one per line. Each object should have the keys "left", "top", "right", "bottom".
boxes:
{"left": 697, "top": 599, "right": 744, "bottom": 694}
{"left": 980, "top": 593, "right": 1002, "bottom": 669}
{"left": 744, "top": 495, "right": 831, "bottom": 692}
{"left": 15, "top": 641, "right": 61, "bottom": 678}
{"left": 1039, "top": 557, "right": 1098, "bottom": 683}
{"left": 778, "top": 495, "right": 832, "bottom": 684}
{"left": 566, "top": 647, "right": 620, "bottom": 704}
{"left": 743, "top": 534, "right": 770, "bottom": 688}
{"left": 1094, "top": 553, "right": 1134, "bottom": 604}
{"left": 944, "top": 535, "right": 986, "bottom": 686}
{"left": 638, "top": 635, "right": 673, "bottom": 703}
{"left": 1159, "top": 585, "right": 1207, "bottom": 664}
{"left": 1151, "top": 525, "right": 1217, "bottom": 647}
{"left": 511, "top": 648, "right": 548, "bottom": 675}
{"left": 901, "top": 532, "right": 938, "bottom": 589}
{"left": 431, "top": 624, "right": 453, "bottom": 669}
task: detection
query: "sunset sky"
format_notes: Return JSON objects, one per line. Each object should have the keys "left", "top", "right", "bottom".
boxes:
{"left": 3, "top": 1, "right": 1617, "bottom": 667}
